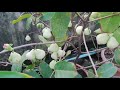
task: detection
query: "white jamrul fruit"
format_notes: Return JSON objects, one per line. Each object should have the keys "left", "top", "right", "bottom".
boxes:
{"left": 76, "top": 26, "right": 83, "bottom": 35}
{"left": 57, "top": 50, "right": 65, "bottom": 58}
{"left": 107, "top": 36, "right": 119, "bottom": 49}
{"left": 49, "top": 60, "right": 57, "bottom": 69}
{"left": 94, "top": 28, "right": 102, "bottom": 34}
{"left": 42, "top": 27, "right": 51, "bottom": 33}
{"left": 48, "top": 43, "right": 59, "bottom": 52}
{"left": 43, "top": 30, "right": 52, "bottom": 39}
{"left": 51, "top": 52, "right": 58, "bottom": 60}
{"left": 25, "top": 35, "right": 31, "bottom": 41}
{"left": 9, "top": 52, "right": 22, "bottom": 64}
{"left": 96, "top": 33, "right": 109, "bottom": 45}
{"left": 26, "top": 49, "right": 35, "bottom": 61}
{"left": 34, "top": 49, "right": 46, "bottom": 60}
{"left": 84, "top": 28, "right": 91, "bottom": 35}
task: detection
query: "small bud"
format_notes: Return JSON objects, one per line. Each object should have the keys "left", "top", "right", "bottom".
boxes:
{"left": 49, "top": 60, "right": 57, "bottom": 69}
{"left": 25, "top": 35, "right": 31, "bottom": 41}
{"left": 37, "top": 23, "right": 44, "bottom": 29}
{"left": 76, "top": 26, "right": 83, "bottom": 35}
{"left": 84, "top": 28, "right": 91, "bottom": 35}
{"left": 57, "top": 50, "right": 66, "bottom": 58}
{"left": 68, "top": 21, "right": 72, "bottom": 28}
{"left": 51, "top": 52, "right": 58, "bottom": 60}
{"left": 3, "top": 44, "right": 13, "bottom": 51}
{"left": 94, "top": 28, "right": 102, "bottom": 34}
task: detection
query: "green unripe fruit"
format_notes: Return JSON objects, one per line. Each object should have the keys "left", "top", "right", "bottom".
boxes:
{"left": 37, "top": 23, "right": 44, "bottom": 29}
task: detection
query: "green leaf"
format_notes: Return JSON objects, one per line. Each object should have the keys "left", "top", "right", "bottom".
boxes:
{"left": 39, "top": 61, "right": 53, "bottom": 78}
{"left": 113, "top": 28, "right": 120, "bottom": 43}
{"left": 97, "top": 63, "right": 117, "bottom": 78}
{"left": 114, "top": 49, "right": 120, "bottom": 65}
{"left": 0, "top": 71, "right": 32, "bottom": 78}
{"left": 54, "top": 61, "right": 78, "bottom": 78}
{"left": 87, "top": 69, "right": 95, "bottom": 78}
{"left": 11, "top": 63, "right": 22, "bottom": 72}
{"left": 26, "top": 16, "right": 32, "bottom": 30}
{"left": 97, "top": 12, "right": 120, "bottom": 33}
{"left": 41, "top": 12, "right": 55, "bottom": 21}
{"left": 51, "top": 12, "right": 70, "bottom": 46}
{"left": 23, "top": 69, "right": 41, "bottom": 78}
{"left": 75, "top": 74, "right": 82, "bottom": 78}
{"left": 12, "top": 14, "right": 32, "bottom": 24}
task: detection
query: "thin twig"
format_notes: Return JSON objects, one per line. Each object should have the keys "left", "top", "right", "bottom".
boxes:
{"left": 0, "top": 41, "right": 64, "bottom": 55}
{"left": 83, "top": 33, "right": 98, "bottom": 77}
{"left": 76, "top": 64, "right": 88, "bottom": 76}
{"left": 88, "top": 12, "right": 120, "bottom": 23}
{"left": 77, "top": 58, "right": 113, "bottom": 70}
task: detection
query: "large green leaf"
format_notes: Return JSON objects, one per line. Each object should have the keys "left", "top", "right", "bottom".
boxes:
{"left": 113, "top": 28, "right": 120, "bottom": 43}
{"left": 51, "top": 12, "right": 70, "bottom": 46}
{"left": 54, "top": 61, "right": 78, "bottom": 78}
{"left": 26, "top": 16, "right": 32, "bottom": 30}
{"left": 97, "top": 63, "right": 117, "bottom": 78}
{"left": 0, "top": 71, "right": 32, "bottom": 78}
{"left": 87, "top": 69, "right": 95, "bottom": 78}
{"left": 39, "top": 61, "right": 53, "bottom": 78}
{"left": 41, "top": 12, "right": 55, "bottom": 21}
{"left": 12, "top": 14, "right": 32, "bottom": 24}
{"left": 97, "top": 12, "right": 120, "bottom": 33}
{"left": 114, "top": 48, "right": 120, "bottom": 65}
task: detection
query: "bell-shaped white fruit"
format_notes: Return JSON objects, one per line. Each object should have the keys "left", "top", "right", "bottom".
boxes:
{"left": 42, "top": 27, "right": 51, "bottom": 33}
{"left": 43, "top": 30, "right": 52, "bottom": 39}
{"left": 76, "top": 26, "right": 83, "bottom": 35}
{"left": 57, "top": 50, "right": 65, "bottom": 58}
{"left": 84, "top": 28, "right": 91, "bottom": 35}
{"left": 49, "top": 60, "right": 57, "bottom": 69}
{"left": 25, "top": 35, "right": 31, "bottom": 41}
{"left": 68, "top": 21, "right": 72, "bottom": 28}
{"left": 34, "top": 49, "right": 45, "bottom": 60}
{"left": 26, "top": 49, "right": 35, "bottom": 61}
{"left": 51, "top": 52, "right": 58, "bottom": 60}
{"left": 48, "top": 43, "right": 59, "bottom": 52}
{"left": 107, "top": 36, "right": 119, "bottom": 49}
{"left": 9, "top": 52, "right": 22, "bottom": 64}
{"left": 94, "top": 28, "right": 102, "bottom": 34}
{"left": 96, "top": 33, "right": 109, "bottom": 45}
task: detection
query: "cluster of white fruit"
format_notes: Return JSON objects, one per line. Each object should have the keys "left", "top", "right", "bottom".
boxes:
{"left": 26, "top": 49, "right": 46, "bottom": 62}
{"left": 48, "top": 43, "right": 66, "bottom": 69}
{"left": 76, "top": 26, "right": 91, "bottom": 35}
{"left": 96, "top": 33, "right": 119, "bottom": 49}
